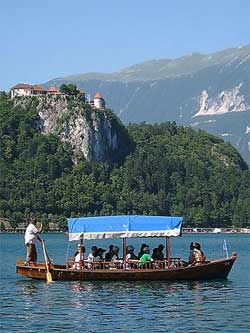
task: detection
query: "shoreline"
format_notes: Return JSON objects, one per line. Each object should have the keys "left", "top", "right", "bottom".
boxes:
{"left": 1, "top": 227, "right": 250, "bottom": 234}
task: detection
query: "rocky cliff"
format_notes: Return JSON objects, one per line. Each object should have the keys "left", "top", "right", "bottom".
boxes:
{"left": 194, "top": 83, "right": 250, "bottom": 117}
{"left": 14, "top": 95, "right": 132, "bottom": 163}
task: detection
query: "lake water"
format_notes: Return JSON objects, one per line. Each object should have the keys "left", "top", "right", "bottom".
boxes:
{"left": 0, "top": 233, "right": 250, "bottom": 332}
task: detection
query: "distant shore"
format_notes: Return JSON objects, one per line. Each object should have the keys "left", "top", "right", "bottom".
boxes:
{"left": 1, "top": 227, "right": 249, "bottom": 234}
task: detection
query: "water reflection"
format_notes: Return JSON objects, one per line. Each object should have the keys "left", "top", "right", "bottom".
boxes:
{"left": 1, "top": 278, "right": 248, "bottom": 333}
{"left": 70, "top": 281, "right": 87, "bottom": 293}
{"left": 16, "top": 280, "right": 40, "bottom": 296}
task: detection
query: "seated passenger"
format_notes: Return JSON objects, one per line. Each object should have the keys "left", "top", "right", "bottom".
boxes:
{"left": 138, "top": 243, "right": 149, "bottom": 259}
{"left": 179, "top": 242, "right": 194, "bottom": 266}
{"left": 126, "top": 245, "right": 138, "bottom": 261}
{"left": 73, "top": 244, "right": 86, "bottom": 269}
{"left": 139, "top": 247, "right": 153, "bottom": 268}
{"left": 194, "top": 242, "right": 205, "bottom": 264}
{"left": 110, "top": 246, "right": 120, "bottom": 261}
{"left": 109, "top": 246, "right": 122, "bottom": 268}
{"left": 126, "top": 245, "right": 138, "bottom": 269}
{"left": 152, "top": 244, "right": 165, "bottom": 261}
{"left": 94, "top": 248, "right": 106, "bottom": 261}
{"left": 188, "top": 242, "right": 206, "bottom": 266}
{"left": 105, "top": 244, "right": 114, "bottom": 261}
{"left": 87, "top": 246, "right": 98, "bottom": 268}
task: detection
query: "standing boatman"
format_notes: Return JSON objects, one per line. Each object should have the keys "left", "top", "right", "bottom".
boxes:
{"left": 24, "top": 218, "right": 43, "bottom": 264}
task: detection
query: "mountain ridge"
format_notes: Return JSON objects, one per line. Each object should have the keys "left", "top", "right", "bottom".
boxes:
{"left": 46, "top": 45, "right": 250, "bottom": 83}
{"left": 44, "top": 45, "right": 250, "bottom": 165}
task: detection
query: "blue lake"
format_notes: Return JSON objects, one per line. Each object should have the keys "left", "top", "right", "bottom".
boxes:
{"left": 0, "top": 233, "right": 250, "bottom": 332}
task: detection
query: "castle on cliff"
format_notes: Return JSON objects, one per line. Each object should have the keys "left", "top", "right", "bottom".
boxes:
{"left": 10, "top": 83, "right": 106, "bottom": 109}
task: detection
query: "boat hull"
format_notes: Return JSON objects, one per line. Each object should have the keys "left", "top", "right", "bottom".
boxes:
{"left": 16, "top": 255, "right": 237, "bottom": 281}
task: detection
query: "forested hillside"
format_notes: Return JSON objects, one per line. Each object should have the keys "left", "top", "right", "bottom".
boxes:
{"left": 0, "top": 92, "right": 249, "bottom": 229}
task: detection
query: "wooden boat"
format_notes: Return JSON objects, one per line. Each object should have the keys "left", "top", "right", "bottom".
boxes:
{"left": 16, "top": 215, "right": 237, "bottom": 281}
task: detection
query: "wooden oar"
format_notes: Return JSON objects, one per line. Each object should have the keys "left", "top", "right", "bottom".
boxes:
{"left": 41, "top": 240, "right": 53, "bottom": 283}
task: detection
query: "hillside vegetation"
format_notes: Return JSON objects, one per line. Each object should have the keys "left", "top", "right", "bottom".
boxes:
{"left": 0, "top": 92, "right": 249, "bottom": 229}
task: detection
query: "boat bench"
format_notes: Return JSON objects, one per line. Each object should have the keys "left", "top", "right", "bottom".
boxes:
{"left": 66, "top": 257, "right": 182, "bottom": 270}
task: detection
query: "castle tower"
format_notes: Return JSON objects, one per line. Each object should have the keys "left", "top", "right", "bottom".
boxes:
{"left": 94, "top": 92, "right": 105, "bottom": 109}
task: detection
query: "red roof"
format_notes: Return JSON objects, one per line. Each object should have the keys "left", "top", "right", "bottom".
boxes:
{"left": 48, "top": 85, "right": 59, "bottom": 92}
{"left": 12, "top": 83, "right": 33, "bottom": 89}
{"left": 32, "top": 85, "right": 46, "bottom": 91}
{"left": 94, "top": 92, "right": 103, "bottom": 99}
{"left": 12, "top": 83, "right": 46, "bottom": 91}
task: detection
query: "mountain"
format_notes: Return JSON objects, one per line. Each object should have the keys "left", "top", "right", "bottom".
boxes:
{"left": 45, "top": 46, "right": 250, "bottom": 165}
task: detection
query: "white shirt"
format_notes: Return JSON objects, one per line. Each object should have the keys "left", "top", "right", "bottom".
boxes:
{"left": 73, "top": 253, "right": 83, "bottom": 269}
{"left": 126, "top": 253, "right": 132, "bottom": 261}
{"left": 87, "top": 253, "right": 95, "bottom": 261}
{"left": 87, "top": 253, "right": 95, "bottom": 268}
{"left": 24, "top": 223, "right": 38, "bottom": 245}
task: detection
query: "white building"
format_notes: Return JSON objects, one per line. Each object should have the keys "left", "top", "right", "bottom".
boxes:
{"left": 10, "top": 83, "right": 47, "bottom": 99}
{"left": 10, "top": 84, "right": 104, "bottom": 109}
{"left": 93, "top": 92, "right": 105, "bottom": 109}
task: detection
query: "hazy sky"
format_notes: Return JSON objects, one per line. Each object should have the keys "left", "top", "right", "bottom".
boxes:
{"left": 1, "top": 0, "right": 249, "bottom": 90}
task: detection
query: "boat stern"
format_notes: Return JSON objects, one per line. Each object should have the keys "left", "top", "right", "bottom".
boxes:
{"left": 16, "top": 258, "right": 47, "bottom": 280}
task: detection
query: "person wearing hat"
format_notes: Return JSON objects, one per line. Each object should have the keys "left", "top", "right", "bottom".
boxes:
{"left": 139, "top": 246, "right": 153, "bottom": 268}
{"left": 152, "top": 244, "right": 165, "bottom": 261}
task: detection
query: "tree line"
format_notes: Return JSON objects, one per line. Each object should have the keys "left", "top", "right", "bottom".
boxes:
{"left": 0, "top": 92, "right": 249, "bottom": 230}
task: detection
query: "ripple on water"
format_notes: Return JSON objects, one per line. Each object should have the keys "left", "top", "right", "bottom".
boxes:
{"left": 2, "top": 280, "right": 247, "bottom": 333}
{"left": 1, "top": 233, "right": 250, "bottom": 332}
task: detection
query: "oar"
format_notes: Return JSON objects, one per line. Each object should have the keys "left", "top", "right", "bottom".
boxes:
{"left": 41, "top": 240, "right": 53, "bottom": 283}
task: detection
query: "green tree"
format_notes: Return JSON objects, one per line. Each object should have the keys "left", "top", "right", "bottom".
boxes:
{"left": 59, "top": 84, "right": 79, "bottom": 95}
{"left": 0, "top": 92, "right": 249, "bottom": 228}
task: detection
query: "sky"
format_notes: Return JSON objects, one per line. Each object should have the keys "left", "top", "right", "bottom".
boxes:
{"left": 1, "top": 0, "right": 249, "bottom": 90}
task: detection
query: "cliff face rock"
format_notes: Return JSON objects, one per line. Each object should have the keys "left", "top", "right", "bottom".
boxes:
{"left": 58, "top": 111, "right": 118, "bottom": 162}
{"left": 14, "top": 95, "right": 131, "bottom": 163}
{"left": 194, "top": 83, "right": 250, "bottom": 117}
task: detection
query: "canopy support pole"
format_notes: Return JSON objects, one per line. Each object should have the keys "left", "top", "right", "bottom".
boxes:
{"left": 80, "top": 236, "right": 83, "bottom": 270}
{"left": 166, "top": 236, "right": 170, "bottom": 268}
{"left": 65, "top": 241, "right": 70, "bottom": 267}
{"left": 123, "top": 238, "right": 127, "bottom": 270}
